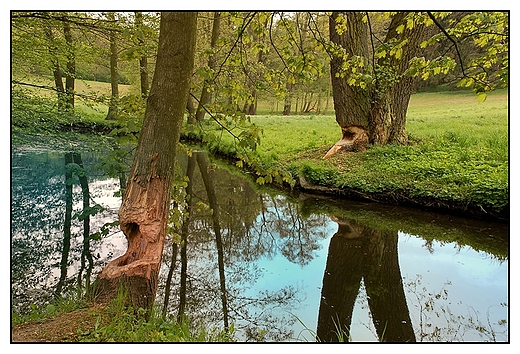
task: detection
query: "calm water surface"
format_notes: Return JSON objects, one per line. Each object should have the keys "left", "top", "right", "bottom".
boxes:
{"left": 11, "top": 143, "right": 509, "bottom": 342}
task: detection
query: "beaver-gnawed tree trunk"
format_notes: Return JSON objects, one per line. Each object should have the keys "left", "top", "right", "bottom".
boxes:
{"left": 95, "top": 12, "right": 198, "bottom": 311}
{"left": 325, "top": 12, "right": 371, "bottom": 158}
{"left": 134, "top": 12, "right": 150, "bottom": 98}
{"left": 325, "top": 12, "right": 433, "bottom": 158}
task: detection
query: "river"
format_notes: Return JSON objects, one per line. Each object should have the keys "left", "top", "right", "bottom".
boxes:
{"left": 11, "top": 140, "right": 509, "bottom": 342}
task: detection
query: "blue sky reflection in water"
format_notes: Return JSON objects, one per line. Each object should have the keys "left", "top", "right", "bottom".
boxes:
{"left": 11, "top": 146, "right": 508, "bottom": 342}
{"left": 230, "top": 224, "right": 507, "bottom": 342}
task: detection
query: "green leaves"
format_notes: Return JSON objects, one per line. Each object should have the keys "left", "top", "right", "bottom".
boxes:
{"left": 73, "top": 204, "right": 106, "bottom": 222}
{"left": 407, "top": 56, "right": 456, "bottom": 80}
{"left": 89, "top": 220, "right": 120, "bottom": 241}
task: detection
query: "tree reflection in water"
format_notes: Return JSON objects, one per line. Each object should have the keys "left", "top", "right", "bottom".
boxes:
{"left": 11, "top": 148, "right": 123, "bottom": 313}
{"left": 317, "top": 216, "right": 415, "bottom": 342}
{"left": 158, "top": 151, "right": 330, "bottom": 341}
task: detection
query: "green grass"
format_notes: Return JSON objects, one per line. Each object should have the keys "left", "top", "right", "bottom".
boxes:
{"left": 12, "top": 74, "right": 134, "bottom": 124}
{"left": 12, "top": 289, "right": 236, "bottom": 343}
{"left": 407, "top": 89, "right": 508, "bottom": 141}
{"left": 197, "top": 89, "right": 508, "bottom": 217}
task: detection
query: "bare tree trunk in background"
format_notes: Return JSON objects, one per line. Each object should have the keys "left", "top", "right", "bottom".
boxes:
{"left": 43, "top": 26, "right": 66, "bottom": 110}
{"left": 283, "top": 81, "right": 294, "bottom": 116}
{"left": 195, "top": 12, "right": 221, "bottom": 122}
{"left": 62, "top": 16, "right": 75, "bottom": 111}
{"left": 95, "top": 12, "right": 198, "bottom": 312}
{"left": 134, "top": 12, "right": 150, "bottom": 98}
{"left": 106, "top": 12, "right": 119, "bottom": 121}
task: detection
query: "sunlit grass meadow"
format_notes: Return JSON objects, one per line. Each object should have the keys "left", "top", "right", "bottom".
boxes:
{"left": 202, "top": 89, "right": 508, "bottom": 216}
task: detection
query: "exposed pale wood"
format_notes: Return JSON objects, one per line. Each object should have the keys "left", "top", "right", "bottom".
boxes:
{"left": 323, "top": 125, "right": 368, "bottom": 159}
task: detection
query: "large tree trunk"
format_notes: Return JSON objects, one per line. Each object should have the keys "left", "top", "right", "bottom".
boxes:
{"left": 325, "top": 12, "right": 371, "bottom": 158}
{"left": 106, "top": 12, "right": 119, "bottom": 121}
{"left": 369, "top": 12, "right": 432, "bottom": 145}
{"left": 95, "top": 12, "right": 198, "bottom": 312}
{"left": 325, "top": 12, "right": 434, "bottom": 157}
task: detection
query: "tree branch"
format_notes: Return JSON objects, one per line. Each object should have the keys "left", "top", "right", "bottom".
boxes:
{"left": 213, "top": 12, "right": 257, "bottom": 81}
{"left": 12, "top": 80, "right": 105, "bottom": 102}
{"left": 426, "top": 11, "right": 467, "bottom": 77}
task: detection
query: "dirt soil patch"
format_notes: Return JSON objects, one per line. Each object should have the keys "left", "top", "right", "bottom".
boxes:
{"left": 11, "top": 305, "right": 104, "bottom": 343}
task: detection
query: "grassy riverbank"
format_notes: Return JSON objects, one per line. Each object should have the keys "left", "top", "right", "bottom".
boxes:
{"left": 11, "top": 86, "right": 509, "bottom": 220}
{"left": 197, "top": 89, "right": 509, "bottom": 221}
{"left": 12, "top": 292, "right": 235, "bottom": 342}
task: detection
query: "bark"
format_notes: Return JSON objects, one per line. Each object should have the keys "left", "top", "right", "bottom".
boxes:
{"left": 283, "top": 81, "right": 294, "bottom": 115}
{"left": 243, "top": 89, "right": 257, "bottom": 115}
{"left": 95, "top": 12, "right": 198, "bottom": 311}
{"left": 241, "top": 16, "right": 268, "bottom": 116}
{"left": 369, "top": 12, "right": 433, "bottom": 145}
{"left": 186, "top": 94, "right": 196, "bottom": 124}
{"left": 195, "top": 12, "right": 221, "bottom": 122}
{"left": 326, "top": 12, "right": 434, "bottom": 155}
{"left": 106, "top": 12, "right": 119, "bottom": 121}
{"left": 329, "top": 12, "right": 371, "bottom": 128}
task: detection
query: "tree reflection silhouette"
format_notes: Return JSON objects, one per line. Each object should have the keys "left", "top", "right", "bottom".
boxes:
{"left": 57, "top": 152, "right": 96, "bottom": 296}
{"left": 197, "top": 151, "right": 229, "bottom": 330}
{"left": 158, "top": 151, "right": 321, "bottom": 341}
{"left": 317, "top": 216, "right": 415, "bottom": 342}
{"left": 55, "top": 153, "right": 74, "bottom": 296}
